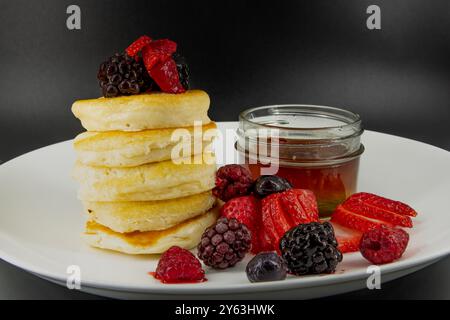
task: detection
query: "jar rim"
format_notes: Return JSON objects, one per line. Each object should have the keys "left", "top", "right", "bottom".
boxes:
{"left": 239, "top": 104, "right": 362, "bottom": 133}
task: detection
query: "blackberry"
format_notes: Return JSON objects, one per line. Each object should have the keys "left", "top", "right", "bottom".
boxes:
{"left": 279, "top": 222, "right": 342, "bottom": 275}
{"left": 197, "top": 217, "right": 251, "bottom": 269}
{"left": 97, "top": 52, "right": 153, "bottom": 98}
{"left": 253, "top": 175, "right": 293, "bottom": 198}
{"left": 173, "top": 53, "right": 190, "bottom": 90}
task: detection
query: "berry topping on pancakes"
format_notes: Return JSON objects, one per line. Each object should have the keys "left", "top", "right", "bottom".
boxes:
{"left": 98, "top": 35, "right": 189, "bottom": 97}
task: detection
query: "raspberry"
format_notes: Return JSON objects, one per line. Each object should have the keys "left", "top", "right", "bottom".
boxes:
{"left": 197, "top": 217, "right": 251, "bottom": 269}
{"left": 126, "top": 35, "right": 152, "bottom": 58}
{"left": 359, "top": 225, "right": 409, "bottom": 264}
{"left": 212, "top": 165, "right": 254, "bottom": 202}
{"left": 154, "top": 246, "right": 205, "bottom": 283}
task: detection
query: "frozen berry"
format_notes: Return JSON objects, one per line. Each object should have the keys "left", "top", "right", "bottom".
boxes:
{"left": 279, "top": 222, "right": 342, "bottom": 275}
{"left": 197, "top": 217, "right": 251, "bottom": 269}
{"left": 97, "top": 52, "right": 153, "bottom": 98}
{"left": 359, "top": 225, "right": 409, "bottom": 265}
{"left": 126, "top": 35, "right": 152, "bottom": 58}
{"left": 154, "top": 246, "right": 205, "bottom": 283}
{"left": 141, "top": 39, "right": 185, "bottom": 94}
{"left": 246, "top": 252, "right": 287, "bottom": 283}
{"left": 261, "top": 189, "right": 320, "bottom": 250}
{"left": 213, "top": 165, "right": 254, "bottom": 202}
{"left": 173, "top": 53, "right": 190, "bottom": 90}
{"left": 253, "top": 175, "right": 292, "bottom": 198}
{"left": 220, "top": 195, "right": 261, "bottom": 253}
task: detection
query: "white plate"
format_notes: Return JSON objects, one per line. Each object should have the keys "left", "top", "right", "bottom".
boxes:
{"left": 0, "top": 122, "right": 449, "bottom": 299}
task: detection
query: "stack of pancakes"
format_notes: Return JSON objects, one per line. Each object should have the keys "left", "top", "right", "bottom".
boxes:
{"left": 71, "top": 90, "right": 219, "bottom": 254}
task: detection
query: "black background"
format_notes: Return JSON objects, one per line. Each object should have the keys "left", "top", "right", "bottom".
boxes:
{"left": 0, "top": 0, "right": 449, "bottom": 300}
{"left": 0, "top": 0, "right": 449, "bottom": 163}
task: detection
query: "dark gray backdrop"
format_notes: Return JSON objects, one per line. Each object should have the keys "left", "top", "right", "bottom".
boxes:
{"left": 0, "top": 0, "right": 449, "bottom": 300}
{"left": 0, "top": 0, "right": 449, "bottom": 164}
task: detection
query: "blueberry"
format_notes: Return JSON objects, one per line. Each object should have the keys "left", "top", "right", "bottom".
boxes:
{"left": 253, "top": 175, "right": 293, "bottom": 198}
{"left": 246, "top": 252, "right": 287, "bottom": 283}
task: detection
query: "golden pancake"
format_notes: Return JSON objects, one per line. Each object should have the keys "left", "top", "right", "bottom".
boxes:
{"left": 73, "top": 154, "right": 216, "bottom": 201}
{"left": 84, "top": 191, "right": 216, "bottom": 233}
{"left": 83, "top": 206, "right": 219, "bottom": 254}
{"left": 74, "top": 122, "right": 217, "bottom": 167}
{"left": 71, "top": 90, "right": 211, "bottom": 132}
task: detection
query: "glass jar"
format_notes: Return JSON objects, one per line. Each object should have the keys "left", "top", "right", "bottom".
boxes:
{"left": 236, "top": 105, "right": 364, "bottom": 217}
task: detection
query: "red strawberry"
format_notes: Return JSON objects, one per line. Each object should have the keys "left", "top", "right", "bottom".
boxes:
{"left": 149, "top": 58, "right": 185, "bottom": 93}
{"left": 329, "top": 221, "right": 363, "bottom": 253}
{"left": 263, "top": 193, "right": 293, "bottom": 238}
{"left": 342, "top": 199, "right": 413, "bottom": 228}
{"left": 339, "top": 192, "right": 416, "bottom": 228}
{"left": 140, "top": 39, "right": 185, "bottom": 94}
{"left": 257, "top": 226, "right": 274, "bottom": 252}
{"left": 331, "top": 205, "right": 393, "bottom": 233}
{"left": 279, "top": 189, "right": 319, "bottom": 224}
{"left": 344, "top": 192, "right": 417, "bottom": 217}
{"left": 141, "top": 39, "right": 177, "bottom": 70}
{"left": 220, "top": 195, "right": 261, "bottom": 253}
{"left": 261, "top": 198, "right": 280, "bottom": 249}
{"left": 147, "top": 39, "right": 177, "bottom": 57}
{"left": 260, "top": 189, "right": 320, "bottom": 251}
{"left": 126, "top": 35, "right": 152, "bottom": 58}
{"left": 221, "top": 195, "right": 259, "bottom": 230}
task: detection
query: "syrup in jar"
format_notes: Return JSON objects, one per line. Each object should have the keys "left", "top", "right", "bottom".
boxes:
{"left": 236, "top": 105, "right": 364, "bottom": 217}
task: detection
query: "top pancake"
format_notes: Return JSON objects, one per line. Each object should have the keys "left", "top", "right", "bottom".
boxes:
{"left": 71, "top": 90, "right": 211, "bottom": 132}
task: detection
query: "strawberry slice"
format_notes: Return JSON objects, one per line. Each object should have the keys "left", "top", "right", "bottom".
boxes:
{"left": 126, "top": 35, "right": 152, "bottom": 58}
{"left": 260, "top": 189, "right": 321, "bottom": 252}
{"left": 141, "top": 39, "right": 177, "bottom": 70}
{"left": 329, "top": 221, "right": 363, "bottom": 253}
{"left": 220, "top": 195, "right": 261, "bottom": 252}
{"left": 149, "top": 59, "right": 185, "bottom": 93}
{"left": 140, "top": 39, "right": 185, "bottom": 94}
{"left": 345, "top": 192, "right": 417, "bottom": 217}
{"left": 257, "top": 225, "right": 275, "bottom": 253}
{"left": 331, "top": 205, "right": 393, "bottom": 233}
{"left": 342, "top": 199, "right": 413, "bottom": 228}
{"left": 220, "top": 195, "right": 259, "bottom": 229}
{"left": 265, "top": 193, "right": 294, "bottom": 238}
{"left": 279, "top": 189, "right": 319, "bottom": 224}
{"left": 261, "top": 196, "right": 282, "bottom": 248}
{"left": 148, "top": 39, "right": 177, "bottom": 56}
